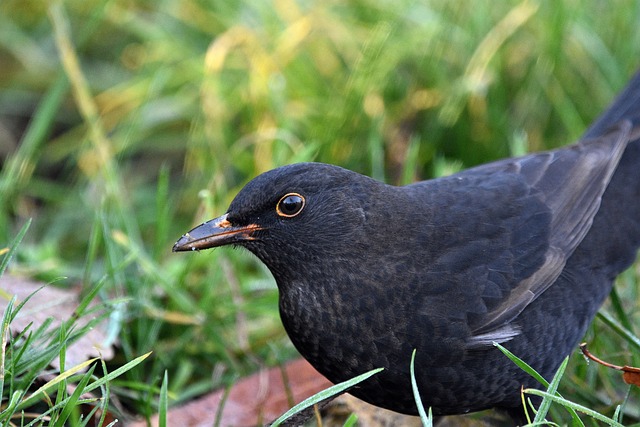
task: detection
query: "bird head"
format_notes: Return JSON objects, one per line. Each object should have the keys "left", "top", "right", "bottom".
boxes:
{"left": 173, "top": 162, "right": 378, "bottom": 281}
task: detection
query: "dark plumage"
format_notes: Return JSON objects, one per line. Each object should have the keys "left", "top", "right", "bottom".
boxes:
{"left": 174, "top": 70, "right": 640, "bottom": 421}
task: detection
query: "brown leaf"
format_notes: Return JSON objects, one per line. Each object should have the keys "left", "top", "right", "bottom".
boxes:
{"left": 130, "top": 358, "right": 332, "bottom": 427}
{"left": 0, "top": 274, "right": 115, "bottom": 370}
{"left": 129, "top": 356, "right": 500, "bottom": 426}
{"left": 622, "top": 370, "right": 640, "bottom": 386}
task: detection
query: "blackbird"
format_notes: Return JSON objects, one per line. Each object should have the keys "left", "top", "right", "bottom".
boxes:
{"left": 174, "top": 71, "right": 640, "bottom": 421}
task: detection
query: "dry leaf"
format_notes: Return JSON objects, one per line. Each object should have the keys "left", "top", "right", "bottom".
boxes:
{"left": 131, "top": 356, "right": 496, "bottom": 427}
{"left": 130, "top": 358, "right": 332, "bottom": 427}
{"left": 0, "top": 274, "right": 115, "bottom": 369}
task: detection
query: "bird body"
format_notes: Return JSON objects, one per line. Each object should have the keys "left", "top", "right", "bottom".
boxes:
{"left": 174, "top": 71, "right": 640, "bottom": 419}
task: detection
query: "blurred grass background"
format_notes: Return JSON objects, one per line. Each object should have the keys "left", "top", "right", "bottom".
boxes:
{"left": 2, "top": 0, "right": 640, "bottom": 424}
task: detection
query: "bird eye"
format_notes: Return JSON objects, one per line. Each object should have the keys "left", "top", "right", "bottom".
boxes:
{"left": 276, "top": 193, "right": 305, "bottom": 218}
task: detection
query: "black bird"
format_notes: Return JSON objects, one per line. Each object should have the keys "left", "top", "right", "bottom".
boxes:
{"left": 174, "top": 71, "right": 640, "bottom": 421}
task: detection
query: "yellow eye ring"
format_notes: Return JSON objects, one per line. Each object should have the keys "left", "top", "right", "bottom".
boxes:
{"left": 276, "top": 193, "right": 305, "bottom": 218}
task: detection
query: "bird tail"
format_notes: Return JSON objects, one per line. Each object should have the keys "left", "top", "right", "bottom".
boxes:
{"left": 576, "top": 69, "right": 640, "bottom": 278}
{"left": 583, "top": 70, "right": 640, "bottom": 139}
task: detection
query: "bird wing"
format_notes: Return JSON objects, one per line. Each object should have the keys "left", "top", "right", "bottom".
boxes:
{"left": 471, "top": 121, "right": 630, "bottom": 343}
{"left": 408, "top": 121, "right": 630, "bottom": 347}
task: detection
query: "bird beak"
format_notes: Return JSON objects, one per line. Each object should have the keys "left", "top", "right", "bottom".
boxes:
{"left": 172, "top": 213, "right": 262, "bottom": 252}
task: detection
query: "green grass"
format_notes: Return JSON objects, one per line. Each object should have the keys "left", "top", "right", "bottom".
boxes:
{"left": 1, "top": 0, "right": 640, "bottom": 424}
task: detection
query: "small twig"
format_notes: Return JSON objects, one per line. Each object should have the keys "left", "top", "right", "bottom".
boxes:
{"left": 580, "top": 342, "right": 640, "bottom": 386}
{"left": 580, "top": 342, "right": 624, "bottom": 370}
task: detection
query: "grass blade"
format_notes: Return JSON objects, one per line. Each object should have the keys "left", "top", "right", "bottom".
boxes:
{"left": 159, "top": 370, "right": 169, "bottom": 427}
{"left": 52, "top": 364, "right": 97, "bottom": 427}
{"left": 18, "top": 357, "right": 99, "bottom": 411}
{"left": 270, "top": 367, "right": 383, "bottom": 427}
{"left": 494, "top": 342, "right": 548, "bottom": 387}
{"left": 0, "top": 219, "right": 31, "bottom": 279}
{"left": 410, "top": 349, "right": 433, "bottom": 426}
{"left": 495, "top": 343, "right": 583, "bottom": 424}
{"left": 525, "top": 389, "right": 623, "bottom": 427}
{"left": 533, "top": 356, "right": 568, "bottom": 424}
